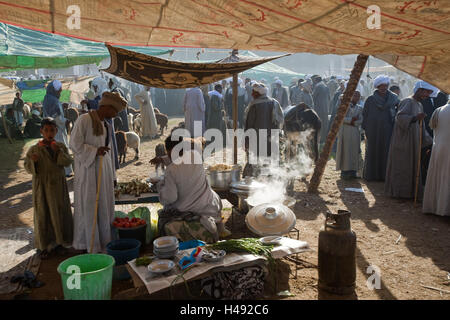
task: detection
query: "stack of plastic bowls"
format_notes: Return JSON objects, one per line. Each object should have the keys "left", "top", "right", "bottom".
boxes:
{"left": 153, "top": 236, "right": 179, "bottom": 259}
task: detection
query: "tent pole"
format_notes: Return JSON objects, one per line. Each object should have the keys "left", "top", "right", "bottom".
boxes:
{"left": 308, "top": 54, "right": 369, "bottom": 193}
{"left": 232, "top": 73, "right": 238, "bottom": 165}
{"left": 49, "top": 0, "right": 56, "bottom": 33}
{"left": 1, "top": 110, "right": 13, "bottom": 144}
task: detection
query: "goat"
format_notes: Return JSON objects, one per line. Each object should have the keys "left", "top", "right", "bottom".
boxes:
{"left": 133, "top": 115, "right": 142, "bottom": 137}
{"left": 154, "top": 143, "right": 167, "bottom": 172}
{"left": 115, "top": 131, "right": 127, "bottom": 164}
{"left": 127, "top": 106, "right": 140, "bottom": 116}
{"left": 127, "top": 113, "right": 134, "bottom": 131}
{"left": 113, "top": 116, "right": 123, "bottom": 132}
{"left": 155, "top": 113, "right": 168, "bottom": 135}
{"left": 125, "top": 131, "right": 140, "bottom": 160}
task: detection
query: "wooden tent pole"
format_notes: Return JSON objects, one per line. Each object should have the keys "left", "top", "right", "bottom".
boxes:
{"left": 308, "top": 54, "right": 369, "bottom": 193}
{"left": 232, "top": 73, "right": 238, "bottom": 165}
{"left": 1, "top": 109, "right": 13, "bottom": 144}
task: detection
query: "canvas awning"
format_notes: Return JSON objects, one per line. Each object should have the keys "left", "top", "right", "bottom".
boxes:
{"left": 103, "top": 45, "right": 289, "bottom": 88}
{"left": 240, "top": 51, "right": 305, "bottom": 84}
{"left": 0, "top": 22, "right": 173, "bottom": 71}
{"left": 13, "top": 76, "right": 94, "bottom": 104}
{"left": 0, "top": 1, "right": 448, "bottom": 92}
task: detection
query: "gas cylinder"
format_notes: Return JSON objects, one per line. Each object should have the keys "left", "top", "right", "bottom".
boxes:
{"left": 318, "top": 210, "right": 356, "bottom": 295}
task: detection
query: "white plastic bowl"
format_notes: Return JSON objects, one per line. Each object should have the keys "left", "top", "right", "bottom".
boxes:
{"left": 148, "top": 259, "right": 175, "bottom": 274}
{"left": 153, "top": 236, "right": 178, "bottom": 249}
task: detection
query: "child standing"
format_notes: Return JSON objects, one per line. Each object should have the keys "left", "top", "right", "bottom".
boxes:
{"left": 24, "top": 118, "right": 74, "bottom": 258}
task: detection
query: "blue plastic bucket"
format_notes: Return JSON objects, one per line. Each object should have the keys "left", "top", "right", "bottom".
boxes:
{"left": 106, "top": 239, "right": 141, "bottom": 280}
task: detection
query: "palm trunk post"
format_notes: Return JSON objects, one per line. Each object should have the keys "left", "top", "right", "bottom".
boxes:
{"left": 308, "top": 54, "right": 369, "bottom": 193}
{"left": 232, "top": 73, "right": 238, "bottom": 165}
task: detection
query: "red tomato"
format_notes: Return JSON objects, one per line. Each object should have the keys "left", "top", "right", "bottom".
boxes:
{"left": 124, "top": 223, "right": 130, "bottom": 228}
{"left": 140, "top": 220, "right": 146, "bottom": 225}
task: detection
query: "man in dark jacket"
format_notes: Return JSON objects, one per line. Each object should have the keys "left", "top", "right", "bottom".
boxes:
{"left": 23, "top": 110, "right": 43, "bottom": 138}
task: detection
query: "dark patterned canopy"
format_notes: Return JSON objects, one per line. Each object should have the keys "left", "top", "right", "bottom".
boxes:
{"left": 102, "top": 45, "right": 289, "bottom": 89}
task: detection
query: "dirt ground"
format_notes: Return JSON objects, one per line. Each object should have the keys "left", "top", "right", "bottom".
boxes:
{"left": 0, "top": 116, "right": 449, "bottom": 300}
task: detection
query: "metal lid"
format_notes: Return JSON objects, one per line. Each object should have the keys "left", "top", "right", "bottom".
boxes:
{"left": 230, "top": 177, "right": 266, "bottom": 191}
{"left": 229, "top": 188, "right": 251, "bottom": 196}
{"left": 245, "top": 203, "right": 296, "bottom": 236}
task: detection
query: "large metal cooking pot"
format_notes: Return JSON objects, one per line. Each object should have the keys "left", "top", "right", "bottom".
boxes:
{"left": 230, "top": 187, "right": 251, "bottom": 214}
{"left": 229, "top": 177, "right": 267, "bottom": 214}
{"left": 206, "top": 165, "right": 241, "bottom": 190}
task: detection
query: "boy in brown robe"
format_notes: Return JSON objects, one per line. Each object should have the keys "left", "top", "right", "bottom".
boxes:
{"left": 24, "top": 118, "right": 74, "bottom": 258}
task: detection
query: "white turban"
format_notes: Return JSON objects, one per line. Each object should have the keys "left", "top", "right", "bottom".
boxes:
{"left": 92, "top": 77, "right": 108, "bottom": 98}
{"left": 413, "top": 80, "right": 439, "bottom": 97}
{"left": 275, "top": 79, "right": 283, "bottom": 85}
{"left": 373, "top": 75, "right": 390, "bottom": 88}
{"left": 252, "top": 82, "right": 268, "bottom": 95}
{"left": 52, "top": 80, "right": 62, "bottom": 91}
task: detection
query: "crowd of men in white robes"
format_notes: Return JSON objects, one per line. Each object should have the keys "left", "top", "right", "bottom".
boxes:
{"left": 181, "top": 73, "right": 449, "bottom": 217}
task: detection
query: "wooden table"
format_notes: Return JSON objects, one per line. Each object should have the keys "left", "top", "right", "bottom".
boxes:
{"left": 113, "top": 188, "right": 237, "bottom": 206}
{"left": 115, "top": 238, "right": 311, "bottom": 299}
{"left": 114, "top": 192, "right": 159, "bottom": 205}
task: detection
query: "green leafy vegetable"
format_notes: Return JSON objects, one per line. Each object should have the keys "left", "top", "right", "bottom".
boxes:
{"left": 135, "top": 256, "right": 153, "bottom": 266}
{"left": 207, "top": 238, "right": 274, "bottom": 261}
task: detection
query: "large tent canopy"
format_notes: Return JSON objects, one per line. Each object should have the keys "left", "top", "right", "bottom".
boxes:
{"left": 0, "top": 1, "right": 448, "bottom": 92}
{"left": 240, "top": 51, "right": 305, "bottom": 84}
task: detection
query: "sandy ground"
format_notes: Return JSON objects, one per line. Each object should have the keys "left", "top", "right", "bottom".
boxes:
{"left": 0, "top": 116, "right": 449, "bottom": 300}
